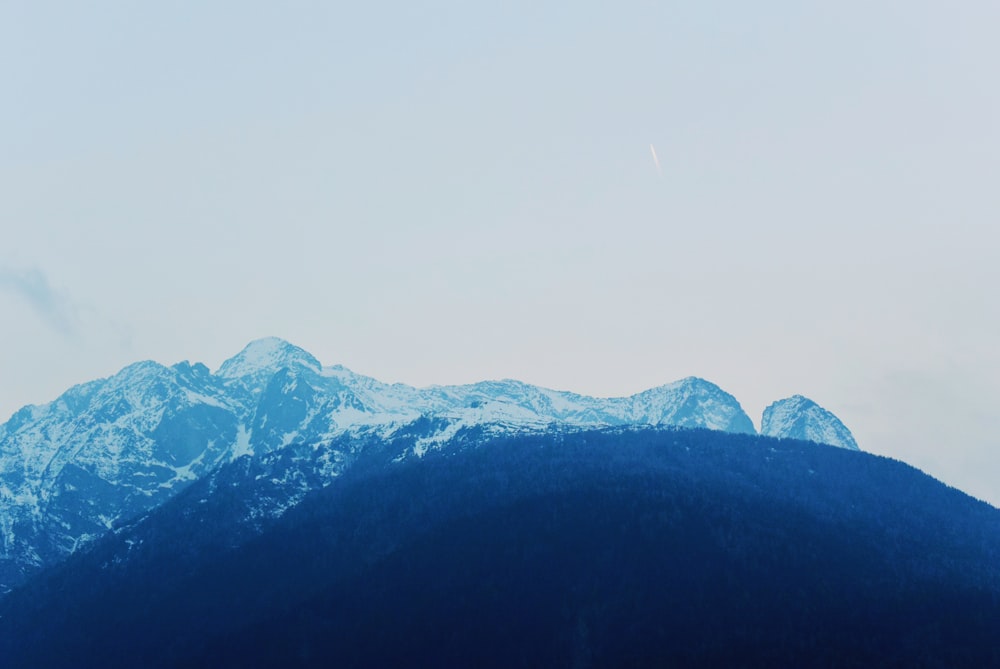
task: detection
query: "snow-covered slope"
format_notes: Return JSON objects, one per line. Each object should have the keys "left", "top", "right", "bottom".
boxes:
{"left": 0, "top": 359, "right": 246, "bottom": 588}
{"left": 0, "top": 337, "right": 850, "bottom": 592}
{"left": 760, "top": 395, "right": 859, "bottom": 451}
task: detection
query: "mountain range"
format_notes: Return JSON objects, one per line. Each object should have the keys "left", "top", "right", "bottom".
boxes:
{"left": 0, "top": 337, "right": 856, "bottom": 591}
{"left": 3, "top": 338, "right": 999, "bottom": 667}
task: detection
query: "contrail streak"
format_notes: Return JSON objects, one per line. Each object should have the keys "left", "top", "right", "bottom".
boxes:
{"left": 649, "top": 144, "right": 663, "bottom": 176}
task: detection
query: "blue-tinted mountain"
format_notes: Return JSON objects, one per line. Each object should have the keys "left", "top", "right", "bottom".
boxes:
{"left": 0, "top": 338, "right": 855, "bottom": 592}
{"left": 761, "top": 395, "right": 859, "bottom": 450}
{"left": 0, "top": 427, "right": 996, "bottom": 668}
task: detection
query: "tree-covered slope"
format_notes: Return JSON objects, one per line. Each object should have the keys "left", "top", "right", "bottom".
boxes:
{"left": 1, "top": 427, "right": 997, "bottom": 668}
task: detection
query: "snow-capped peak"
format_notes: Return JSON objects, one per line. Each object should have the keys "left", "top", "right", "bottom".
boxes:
{"left": 760, "top": 395, "right": 858, "bottom": 450}
{"left": 216, "top": 337, "right": 322, "bottom": 379}
{"left": 628, "top": 377, "right": 756, "bottom": 434}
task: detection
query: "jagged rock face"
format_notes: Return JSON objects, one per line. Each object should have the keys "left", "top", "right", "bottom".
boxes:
{"left": 0, "top": 360, "right": 244, "bottom": 589}
{"left": 760, "top": 395, "right": 859, "bottom": 451}
{"left": 0, "top": 337, "right": 761, "bottom": 591}
{"left": 626, "top": 378, "right": 756, "bottom": 434}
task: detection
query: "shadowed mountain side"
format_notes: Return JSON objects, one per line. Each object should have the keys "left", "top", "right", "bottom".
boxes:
{"left": 0, "top": 428, "right": 997, "bottom": 668}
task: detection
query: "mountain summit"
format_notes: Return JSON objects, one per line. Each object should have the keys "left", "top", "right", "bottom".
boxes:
{"left": 760, "top": 395, "right": 859, "bottom": 451}
{"left": 216, "top": 337, "right": 322, "bottom": 380}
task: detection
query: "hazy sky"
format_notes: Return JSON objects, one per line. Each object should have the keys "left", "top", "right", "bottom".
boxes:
{"left": 3, "top": 2, "right": 999, "bottom": 504}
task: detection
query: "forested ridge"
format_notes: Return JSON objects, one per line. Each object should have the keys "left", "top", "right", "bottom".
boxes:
{"left": 2, "top": 427, "right": 998, "bottom": 667}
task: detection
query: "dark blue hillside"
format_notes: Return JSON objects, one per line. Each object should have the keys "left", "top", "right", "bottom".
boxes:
{"left": 1, "top": 427, "right": 999, "bottom": 667}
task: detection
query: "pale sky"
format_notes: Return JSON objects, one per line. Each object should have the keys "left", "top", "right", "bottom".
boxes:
{"left": 2, "top": 2, "right": 999, "bottom": 504}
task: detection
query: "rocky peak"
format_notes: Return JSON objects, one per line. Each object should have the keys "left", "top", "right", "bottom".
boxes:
{"left": 629, "top": 377, "right": 756, "bottom": 434}
{"left": 215, "top": 337, "right": 322, "bottom": 382}
{"left": 760, "top": 395, "right": 858, "bottom": 450}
